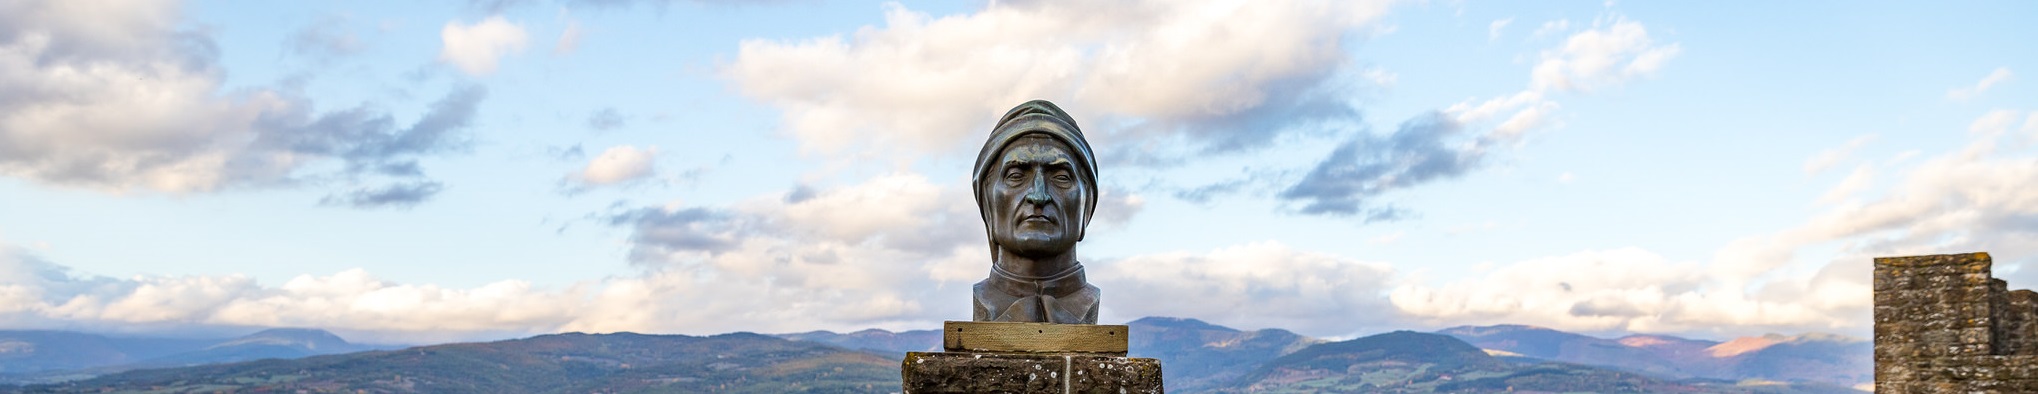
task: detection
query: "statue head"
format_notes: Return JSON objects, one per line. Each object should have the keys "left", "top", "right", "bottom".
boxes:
{"left": 972, "top": 100, "right": 1098, "bottom": 260}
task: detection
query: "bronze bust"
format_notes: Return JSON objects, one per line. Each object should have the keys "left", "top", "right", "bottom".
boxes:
{"left": 970, "top": 100, "right": 1100, "bottom": 324}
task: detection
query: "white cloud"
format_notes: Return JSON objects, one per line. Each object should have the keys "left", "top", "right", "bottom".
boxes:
{"left": 581, "top": 172, "right": 1148, "bottom": 333}
{"left": 2025, "top": 112, "right": 2038, "bottom": 138}
{"left": 1391, "top": 248, "right": 1703, "bottom": 331}
{"left": 2, "top": 174, "right": 987, "bottom": 341}
{"left": 1488, "top": 18, "right": 1513, "bottom": 41}
{"left": 1360, "top": 67, "right": 1399, "bottom": 87}
{"left": 555, "top": 19, "right": 583, "bottom": 55}
{"left": 1282, "top": 14, "right": 1676, "bottom": 218}
{"left": 1095, "top": 241, "right": 1399, "bottom": 334}
{"left": 1091, "top": 188, "right": 1147, "bottom": 228}
{"left": 1708, "top": 109, "right": 2038, "bottom": 329}
{"left": 1793, "top": 110, "right": 2038, "bottom": 259}
{"left": 1814, "top": 164, "right": 1875, "bottom": 206}
{"left": 1803, "top": 134, "right": 1876, "bottom": 175}
{"left": 1274, "top": 19, "right": 1653, "bottom": 218}
{"left": 1530, "top": 16, "right": 1681, "bottom": 93}
{"left": 1390, "top": 245, "right": 1867, "bottom": 337}
{"left": 572, "top": 145, "right": 657, "bottom": 186}
{"left": 440, "top": 16, "right": 527, "bottom": 76}
{"left": 1445, "top": 90, "right": 1559, "bottom": 141}
{"left": 0, "top": 0, "right": 479, "bottom": 198}
{"left": 604, "top": 173, "right": 998, "bottom": 331}
{"left": 1969, "top": 108, "right": 2024, "bottom": 139}
{"left": 1530, "top": 19, "right": 1569, "bottom": 39}
{"left": 0, "top": 248, "right": 583, "bottom": 343}
{"left": 1947, "top": 67, "right": 2013, "bottom": 101}
{"left": 0, "top": 0, "right": 275, "bottom": 192}
{"left": 723, "top": 0, "right": 1395, "bottom": 162}
{"left": 0, "top": 171, "right": 1165, "bottom": 341}
{"left": 41, "top": 124, "right": 2032, "bottom": 340}
{"left": 1395, "top": 109, "right": 2038, "bottom": 338}
{"left": 1427, "top": 15, "right": 1678, "bottom": 162}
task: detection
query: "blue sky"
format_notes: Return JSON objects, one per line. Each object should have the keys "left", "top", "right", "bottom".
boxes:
{"left": 1, "top": 0, "right": 2034, "bottom": 344}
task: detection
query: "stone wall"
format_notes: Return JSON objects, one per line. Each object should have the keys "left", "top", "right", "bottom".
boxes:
{"left": 2000, "top": 288, "right": 2038, "bottom": 356}
{"left": 1875, "top": 252, "right": 2038, "bottom": 392}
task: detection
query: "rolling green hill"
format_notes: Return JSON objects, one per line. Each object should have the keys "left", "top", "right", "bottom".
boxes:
{"left": 1127, "top": 317, "right": 1322, "bottom": 392}
{"left": 1230, "top": 330, "right": 1505, "bottom": 393}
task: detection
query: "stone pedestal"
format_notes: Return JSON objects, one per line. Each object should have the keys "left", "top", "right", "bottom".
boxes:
{"left": 902, "top": 321, "right": 1163, "bottom": 393}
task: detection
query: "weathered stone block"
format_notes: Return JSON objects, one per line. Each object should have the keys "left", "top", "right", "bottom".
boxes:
{"left": 903, "top": 351, "right": 1061, "bottom": 393}
{"left": 1878, "top": 361, "right": 1914, "bottom": 382}
{"left": 1959, "top": 327, "right": 1993, "bottom": 345}
{"left": 1067, "top": 355, "right": 1161, "bottom": 393}
{"left": 903, "top": 351, "right": 1162, "bottom": 394}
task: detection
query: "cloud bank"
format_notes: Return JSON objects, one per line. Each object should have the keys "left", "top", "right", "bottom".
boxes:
{"left": 26, "top": 106, "right": 2023, "bottom": 342}
{"left": 1396, "top": 109, "right": 2038, "bottom": 337}
{"left": 724, "top": 0, "right": 1395, "bottom": 164}
{"left": 1096, "top": 241, "right": 1400, "bottom": 334}
{"left": 0, "top": 0, "right": 483, "bottom": 206}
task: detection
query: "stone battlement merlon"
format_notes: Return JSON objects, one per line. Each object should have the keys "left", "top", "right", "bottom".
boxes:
{"left": 1873, "top": 252, "right": 1993, "bottom": 267}
{"left": 1875, "top": 251, "right": 2038, "bottom": 392}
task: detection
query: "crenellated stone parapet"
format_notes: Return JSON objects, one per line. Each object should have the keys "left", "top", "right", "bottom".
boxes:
{"left": 1875, "top": 252, "right": 2038, "bottom": 392}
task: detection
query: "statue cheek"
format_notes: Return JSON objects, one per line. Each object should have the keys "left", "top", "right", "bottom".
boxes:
{"left": 992, "top": 188, "right": 1019, "bottom": 212}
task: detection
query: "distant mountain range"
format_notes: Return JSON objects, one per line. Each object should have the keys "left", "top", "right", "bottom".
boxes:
{"left": 789, "top": 318, "right": 1868, "bottom": 393}
{"left": 30, "top": 332, "right": 896, "bottom": 393}
{"left": 1439, "top": 324, "right": 1871, "bottom": 387}
{"left": 4, "top": 318, "right": 1871, "bottom": 393}
{"left": 0, "top": 328, "right": 394, "bottom": 385}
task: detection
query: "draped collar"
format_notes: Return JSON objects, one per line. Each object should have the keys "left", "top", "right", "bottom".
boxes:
{"left": 975, "top": 263, "right": 1098, "bottom": 324}
{"left": 985, "top": 263, "right": 1087, "bottom": 298}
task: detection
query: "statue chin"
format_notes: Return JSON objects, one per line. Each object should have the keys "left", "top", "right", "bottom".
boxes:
{"left": 998, "top": 231, "right": 1073, "bottom": 258}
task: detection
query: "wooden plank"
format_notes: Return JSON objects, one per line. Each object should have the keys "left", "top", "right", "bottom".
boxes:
{"left": 942, "top": 321, "right": 1128, "bottom": 355}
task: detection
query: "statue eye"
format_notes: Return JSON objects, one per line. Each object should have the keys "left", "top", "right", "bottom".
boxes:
{"left": 1004, "top": 169, "right": 1024, "bottom": 181}
{"left": 1053, "top": 173, "right": 1073, "bottom": 183}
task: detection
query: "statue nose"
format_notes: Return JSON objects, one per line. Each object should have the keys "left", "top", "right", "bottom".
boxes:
{"left": 1024, "top": 174, "right": 1051, "bottom": 206}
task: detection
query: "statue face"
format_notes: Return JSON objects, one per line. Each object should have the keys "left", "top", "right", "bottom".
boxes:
{"left": 986, "top": 135, "right": 1089, "bottom": 258}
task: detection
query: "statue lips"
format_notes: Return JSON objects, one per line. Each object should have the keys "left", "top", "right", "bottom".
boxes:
{"left": 1017, "top": 205, "right": 1058, "bottom": 229}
